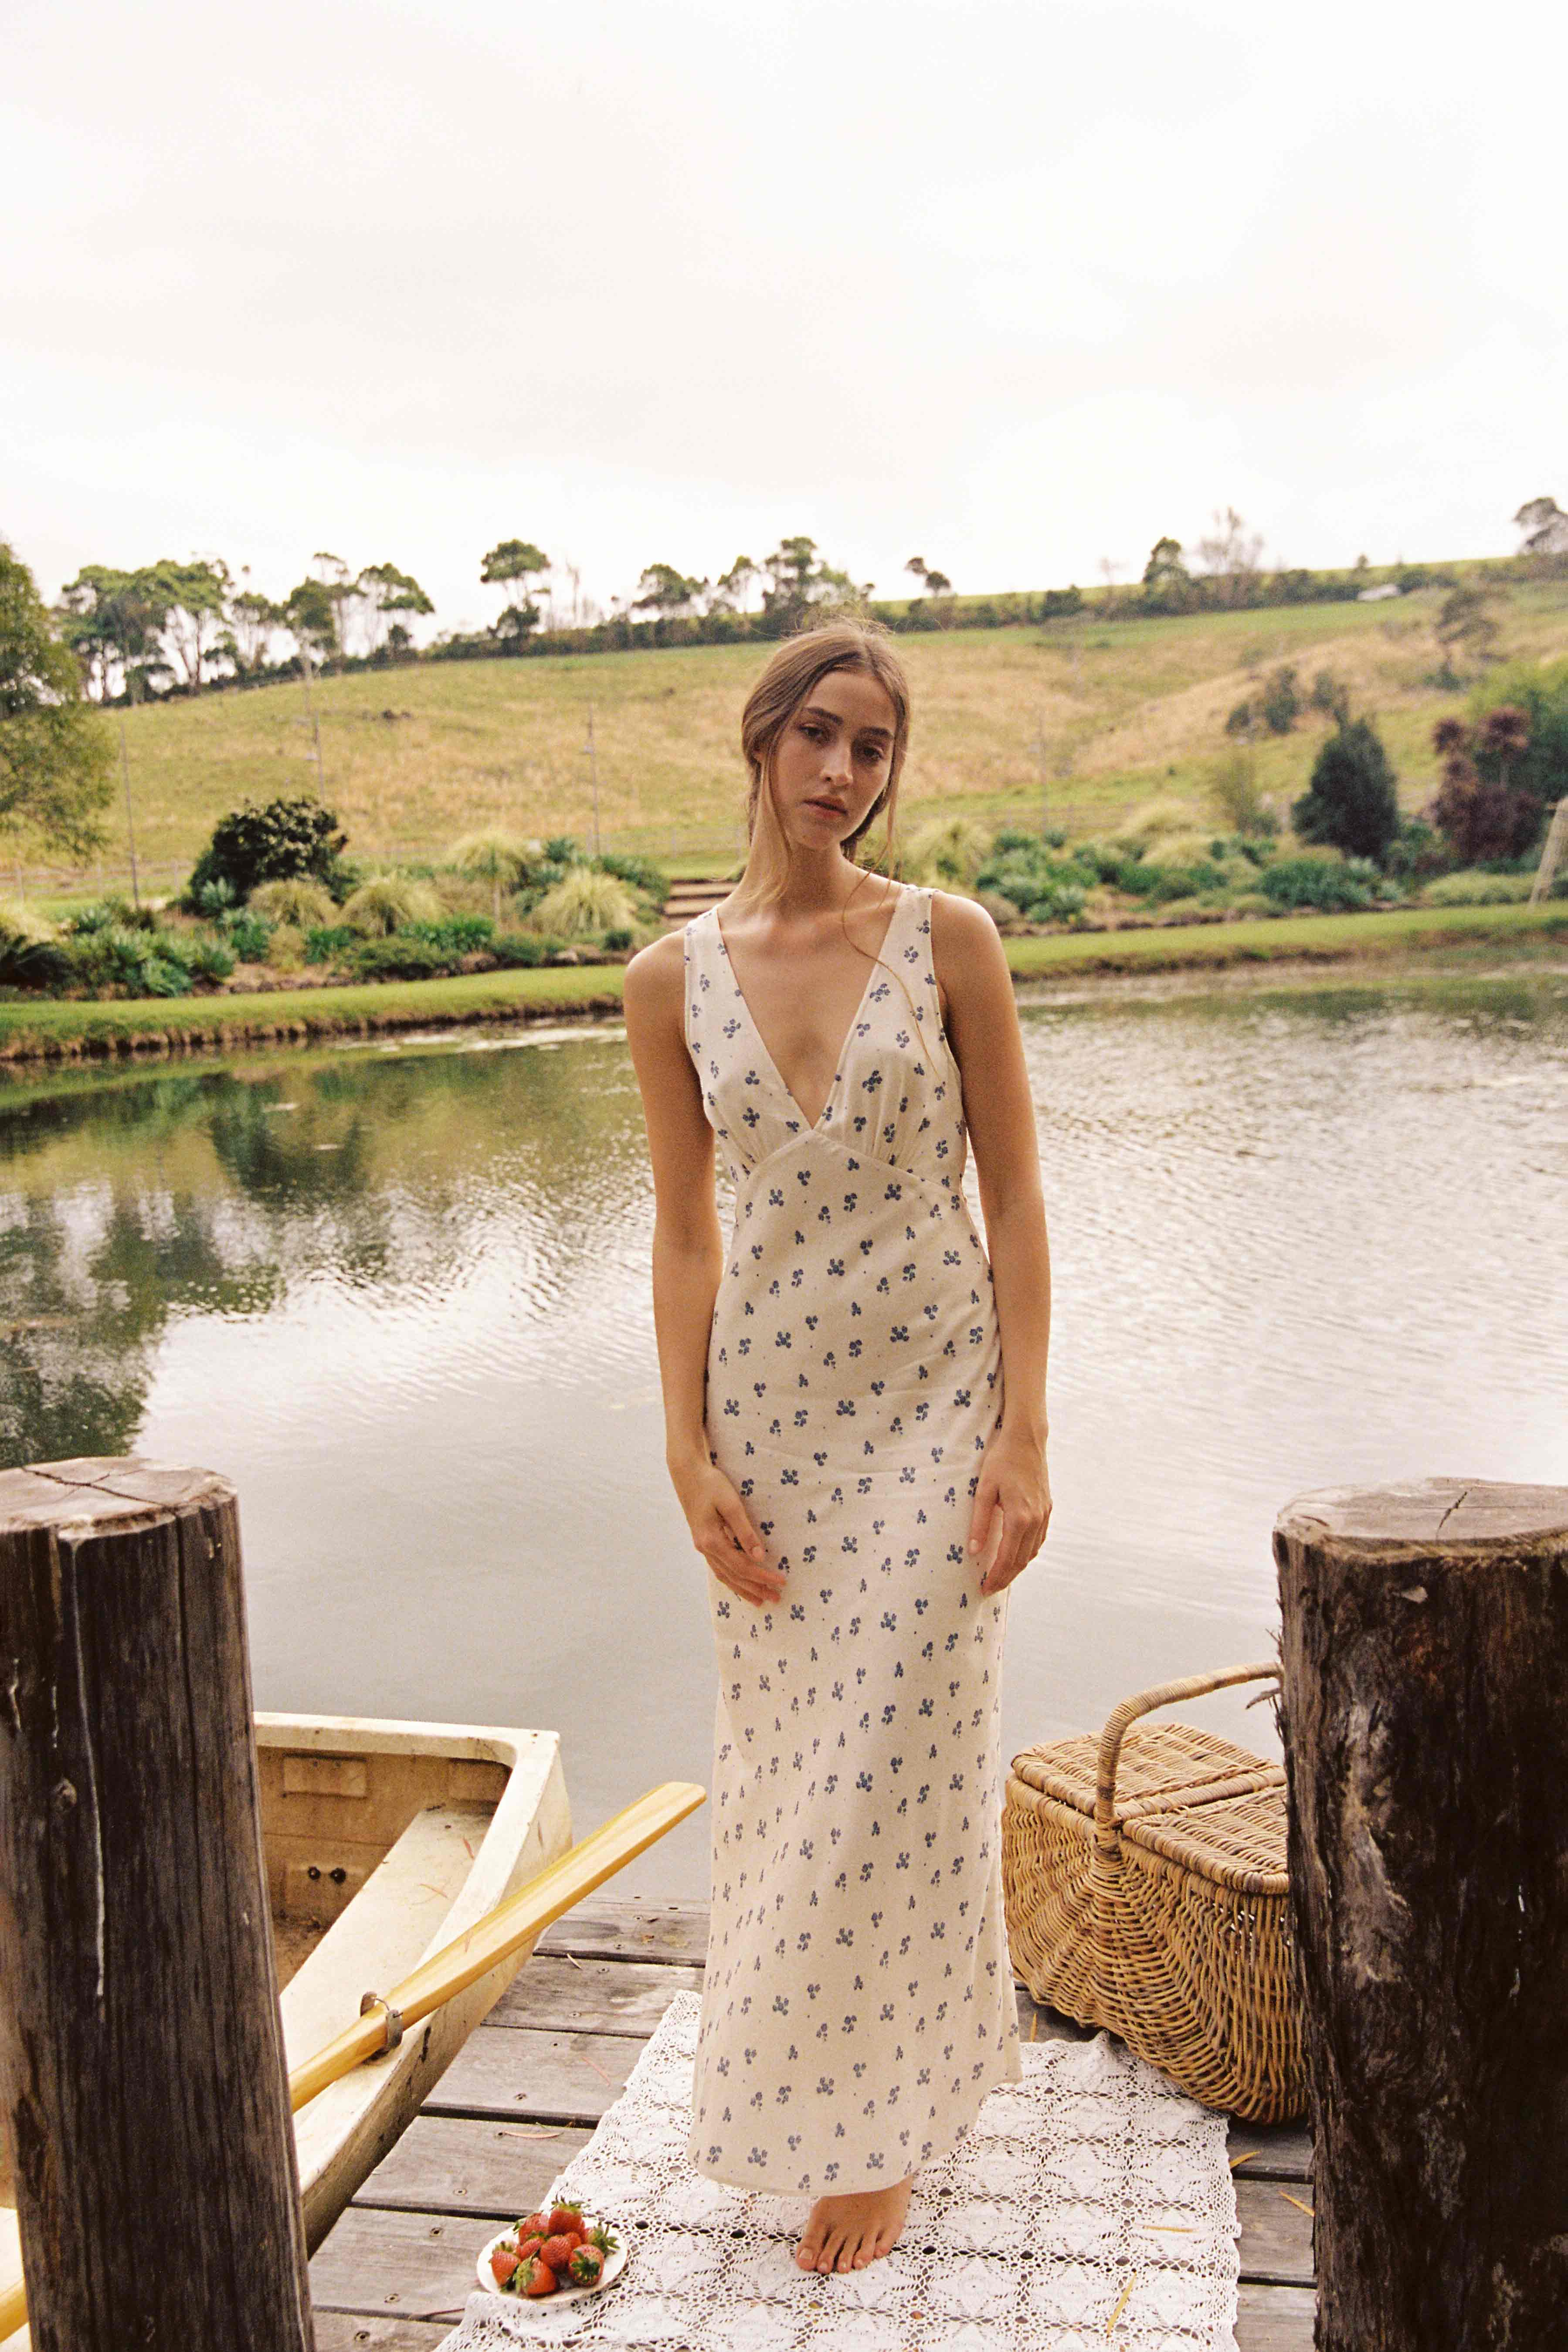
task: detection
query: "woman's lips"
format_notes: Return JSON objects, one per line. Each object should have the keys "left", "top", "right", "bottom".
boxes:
{"left": 806, "top": 798, "right": 846, "bottom": 815}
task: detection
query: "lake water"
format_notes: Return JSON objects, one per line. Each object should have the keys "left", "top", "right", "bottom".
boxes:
{"left": 3, "top": 967, "right": 1565, "bottom": 1898}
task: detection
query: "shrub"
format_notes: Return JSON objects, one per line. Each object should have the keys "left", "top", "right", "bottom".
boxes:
{"left": 596, "top": 850, "right": 669, "bottom": 900}
{"left": 901, "top": 816, "right": 993, "bottom": 887}
{"left": 341, "top": 876, "right": 446, "bottom": 936}
{"left": 221, "top": 910, "right": 272, "bottom": 963}
{"left": 603, "top": 927, "right": 634, "bottom": 951}
{"left": 406, "top": 913, "right": 495, "bottom": 956}
{"left": 1117, "top": 797, "right": 1195, "bottom": 844}
{"left": 349, "top": 936, "right": 456, "bottom": 981}
{"left": 1208, "top": 749, "right": 1276, "bottom": 837}
{"left": 0, "top": 901, "right": 70, "bottom": 989}
{"left": 305, "top": 924, "right": 358, "bottom": 964}
{"left": 186, "top": 937, "right": 236, "bottom": 982}
{"left": 445, "top": 830, "right": 543, "bottom": 919}
{"left": 528, "top": 865, "right": 639, "bottom": 937}
{"left": 1422, "top": 869, "right": 1536, "bottom": 906}
{"left": 250, "top": 876, "right": 338, "bottom": 929}
{"left": 1292, "top": 718, "right": 1401, "bottom": 864}
{"left": 1260, "top": 665, "right": 1301, "bottom": 734}
{"left": 186, "top": 792, "right": 349, "bottom": 906}
{"left": 489, "top": 931, "right": 555, "bottom": 966}
{"left": 266, "top": 923, "right": 306, "bottom": 972}
{"left": 1260, "top": 855, "right": 1378, "bottom": 912}
{"left": 66, "top": 923, "right": 194, "bottom": 997}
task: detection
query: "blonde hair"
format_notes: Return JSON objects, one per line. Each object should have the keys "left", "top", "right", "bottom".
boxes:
{"left": 738, "top": 618, "right": 910, "bottom": 910}
{"left": 733, "top": 616, "right": 920, "bottom": 1016}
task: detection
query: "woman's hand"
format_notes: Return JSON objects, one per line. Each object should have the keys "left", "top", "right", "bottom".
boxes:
{"left": 967, "top": 1429, "right": 1052, "bottom": 1596}
{"left": 671, "top": 1455, "right": 787, "bottom": 1609}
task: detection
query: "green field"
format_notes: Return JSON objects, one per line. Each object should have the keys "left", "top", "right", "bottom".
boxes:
{"left": 32, "top": 578, "right": 1568, "bottom": 886}
{"left": 3, "top": 900, "right": 1562, "bottom": 1068}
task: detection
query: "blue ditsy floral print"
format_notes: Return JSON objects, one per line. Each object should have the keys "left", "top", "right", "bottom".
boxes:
{"left": 682, "top": 884, "right": 1023, "bottom": 2196}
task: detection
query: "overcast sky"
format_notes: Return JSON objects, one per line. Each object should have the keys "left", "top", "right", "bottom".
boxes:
{"left": 5, "top": 0, "right": 1563, "bottom": 635}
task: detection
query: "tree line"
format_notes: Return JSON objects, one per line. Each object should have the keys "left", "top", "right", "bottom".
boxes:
{"left": 49, "top": 499, "right": 1560, "bottom": 709}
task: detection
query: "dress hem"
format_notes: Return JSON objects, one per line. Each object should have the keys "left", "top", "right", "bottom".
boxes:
{"left": 686, "top": 2029, "right": 1026, "bottom": 2202}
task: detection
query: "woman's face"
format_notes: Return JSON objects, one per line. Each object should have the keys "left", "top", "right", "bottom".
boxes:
{"left": 769, "top": 667, "right": 897, "bottom": 848}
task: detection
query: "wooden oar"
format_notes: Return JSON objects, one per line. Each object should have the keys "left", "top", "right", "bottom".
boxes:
{"left": 0, "top": 1780, "right": 705, "bottom": 2343}
{"left": 289, "top": 1777, "right": 705, "bottom": 2109}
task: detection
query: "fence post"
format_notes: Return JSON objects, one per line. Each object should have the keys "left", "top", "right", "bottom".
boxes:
{"left": 0, "top": 1458, "right": 315, "bottom": 2351}
{"left": 1275, "top": 1478, "right": 1568, "bottom": 2349}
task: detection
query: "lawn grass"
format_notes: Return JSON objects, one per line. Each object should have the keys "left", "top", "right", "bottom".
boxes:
{"left": 3, "top": 901, "right": 1561, "bottom": 1066}
{"left": 22, "top": 579, "right": 1568, "bottom": 884}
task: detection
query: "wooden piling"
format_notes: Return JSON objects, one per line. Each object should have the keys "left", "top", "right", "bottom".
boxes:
{"left": 1275, "top": 1478, "right": 1568, "bottom": 2350}
{"left": 0, "top": 1458, "right": 315, "bottom": 2351}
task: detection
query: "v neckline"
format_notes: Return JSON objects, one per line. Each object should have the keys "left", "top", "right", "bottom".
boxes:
{"left": 710, "top": 885, "right": 913, "bottom": 1134}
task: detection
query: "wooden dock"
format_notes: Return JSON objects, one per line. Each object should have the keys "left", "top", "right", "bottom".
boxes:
{"left": 308, "top": 1897, "right": 1316, "bottom": 2350}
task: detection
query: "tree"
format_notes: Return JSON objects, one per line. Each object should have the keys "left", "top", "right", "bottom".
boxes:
{"left": 1140, "top": 536, "right": 1196, "bottom": 613}
{"left": 221, "top": 567, "right": 283, "bottom": 678}
{"left": 1514, "top": 496, "right": 1568, "bottom": 557}
{"left": 481, "top": 540, "right": 550, "bottom": 638}
{"left": 1429, "top": 706, "right": 1542, "bottom": 865}
{"left": 632, "top": 563, "right": 708, "bottom": 618}
{"left": 280, "top": 578, "right": 337, "bottom": 667}
{"left": 187, "top": 791, "right": 349, "bottom": 904}
{"left": 713, "top": 555, "right": 757, "bottom": 614}
{"left": 1292, "top": 716, "right": 1400, "bottom": 864}
{"left": 145, "top": 557, "right": 232, "bottom": 690}
{"left": 1434, "top": 582, "right": 1501, "bottom": 678}
{"left": 1195, "top": 507, "right": 1264, "bottom": 608}
{"left": 0, "top": 540, "right": 114, "bottom": 854}
{"left": 357, "top": 562, "right": 434, "bottom": 655}
{"left": 306, "top": 553, "right": 356, "bottom": 666}
{"left": 757, "top": 536, "right": 859, "bottom": 633}
{"left": 57, "top": 564, "right": 173, "bottom": 702}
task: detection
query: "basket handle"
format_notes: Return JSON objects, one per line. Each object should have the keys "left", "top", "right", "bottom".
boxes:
{"left": 1093, "top": 1662, "right": 1280, "bottom": 1856}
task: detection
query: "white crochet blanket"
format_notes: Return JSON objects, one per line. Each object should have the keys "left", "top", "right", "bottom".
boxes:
{"left": 437, "top": 1991, "right": 1239, "bottom": 2352}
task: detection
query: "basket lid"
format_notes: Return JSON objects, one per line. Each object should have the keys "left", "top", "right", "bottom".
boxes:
{"left": 1010, "top": 1722, "right": 1282, "bottom": 1827}
{"left": 1120, "top": 1781, "right": 1289, "bottom": 1896}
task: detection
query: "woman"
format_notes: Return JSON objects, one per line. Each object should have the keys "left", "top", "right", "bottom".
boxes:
{"left": 623, "top": 617, "right": 1052, "bottom": 2277}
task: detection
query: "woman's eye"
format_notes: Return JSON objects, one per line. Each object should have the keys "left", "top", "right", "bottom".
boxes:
{"left": 856, "top": 743, "right": 886, "bottom": 764}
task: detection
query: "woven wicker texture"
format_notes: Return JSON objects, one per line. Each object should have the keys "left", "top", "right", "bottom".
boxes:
{"left": 1003, "top": 1664, "right": 1305, "bottom": 2124}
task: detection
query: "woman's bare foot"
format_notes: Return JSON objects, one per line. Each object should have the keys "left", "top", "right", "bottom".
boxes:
{"left": 795, "top": 2173, "right": 915, "bottom": 2272}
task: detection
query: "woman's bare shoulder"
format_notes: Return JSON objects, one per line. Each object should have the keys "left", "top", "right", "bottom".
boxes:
{"left": 927, "top": 886, "right": 1006, "bottom": 966}
{"left": 622, "top": 925, "right": 688, "bottom": 1028}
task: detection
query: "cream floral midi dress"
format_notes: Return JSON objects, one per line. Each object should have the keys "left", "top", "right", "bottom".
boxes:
{"left": 681, "top": 880, "right": 1024, "bottom": 2198}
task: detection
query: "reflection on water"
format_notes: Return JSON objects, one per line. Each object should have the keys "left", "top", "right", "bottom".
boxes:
{"left": 3, "top": 977, "right": 1565, "bottom": 1897}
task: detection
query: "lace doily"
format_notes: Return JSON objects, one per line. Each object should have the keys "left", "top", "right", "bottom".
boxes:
{"left": 437, "top": 1992, "right": 1239, "bottom": 2352}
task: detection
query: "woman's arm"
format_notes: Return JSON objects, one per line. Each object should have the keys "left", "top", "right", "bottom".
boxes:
{"left": 930, "top": 890, "right": 1052, "bottom": 1595}
{"left": 622, "top": 936, "right": 786, "bottom": 1608}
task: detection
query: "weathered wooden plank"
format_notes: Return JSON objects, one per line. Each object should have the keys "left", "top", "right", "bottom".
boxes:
{"left": 423, "top": 2024, "right": 641, "bottom": 2124}
{"left": 1236, "top": 2280, "right": 1316, "bottom": 2350}
{"left": 535, "top": 1898, "right": 710, "bottom": 1967}
{"left": 312, "top": 2319, "right": 451, "bottom": 2350}
{"left": 1227, "top": 2121, "right": 1313, "bottom": 2181}
{"left": 355, "top": 2115, "right": 594, "bottom": 2216}
{"left": 489, "top": 1955, "right": 703, "bottom": 2034}
{"left": 1236, "top": 2180, "right": 1314, "bottom": 2286}
{"left": 310, "top": 2206, "right": 490, "bottom": 2326}
{"left": 314, "top": 2196, "right": 1313, "bottom": 2334}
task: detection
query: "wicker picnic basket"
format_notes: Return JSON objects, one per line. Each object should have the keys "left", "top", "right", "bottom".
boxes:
{"left": 1002, "top": 1662, "right": 1305, "bottom": 2122}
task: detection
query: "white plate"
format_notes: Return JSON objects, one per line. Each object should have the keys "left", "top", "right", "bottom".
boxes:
{"left": 477, "top": 2219, "right": 628, "bottom": 2302}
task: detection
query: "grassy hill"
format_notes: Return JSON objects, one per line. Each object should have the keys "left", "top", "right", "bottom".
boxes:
{"left": 46, "top": 576, "right": 1568, "bottom": 886}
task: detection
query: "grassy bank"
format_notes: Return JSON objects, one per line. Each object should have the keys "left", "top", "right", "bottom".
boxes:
{"left": 2, "top": 900, "right": 1562, "bottom": 1067}
{"left": 20, "top": 578, "right": 1568, "bottom": 879}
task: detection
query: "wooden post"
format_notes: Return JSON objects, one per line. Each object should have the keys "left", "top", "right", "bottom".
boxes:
{"left": 1274, "top": 1479, "right": 1568, "bottom": 2350}
{"left": 0, "top": 1458, "right": 315, "bottom": 2351}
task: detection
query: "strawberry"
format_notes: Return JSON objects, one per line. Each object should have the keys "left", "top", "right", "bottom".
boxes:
{"left": 587, "top": 2222, "right": 619, "bottom": 2255}
{"left": 514, "top": 2234, "right": 545, "bottom": 2264}
{"left": 540, "top": 2233, "right": 576, "bottom": 2272}
{"left": 567, "top": 2243, "right": 605, "bottom": 2288}
{"left": 489, "top": 2243, "right": 519, "bottom": 2289}
{"left": 518, "top": 2255, "right": 558, "bottom": 2297}
{"left": 547, "top": 2203, "right": 584, "bottom": 2235}
{"left": 517, "top": 2210, "right": 552, "bottom": 2240}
